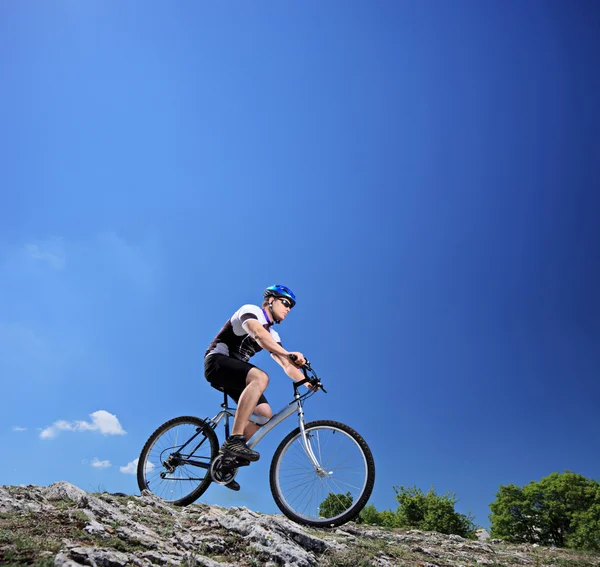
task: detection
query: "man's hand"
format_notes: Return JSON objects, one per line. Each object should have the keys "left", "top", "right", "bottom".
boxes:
{"left": 288, "top": 352, "right": 306, "bottom": 367}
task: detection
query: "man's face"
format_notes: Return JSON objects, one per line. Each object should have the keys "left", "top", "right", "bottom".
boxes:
{"left": 271, "top": 296, "right": 293, "bottom": 321}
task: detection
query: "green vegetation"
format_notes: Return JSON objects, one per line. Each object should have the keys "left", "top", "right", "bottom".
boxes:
{"left": 353, "top": 471, "right": 600, "bottom": 553}
{"left": 319, "top": 492, "right": 354, "bottom": 518}
{"left": 0, "top": 509, "right": 86, "bottom": 565}
{"left": 1, "top": 558, "right": 55, "bottom": 567}
{"left": 489, "top": 471, "right": 600, "bottom": 551}
{"left": 319, "top": 535, "right": 407, "bottom": 567}
{"left": 0, "top": 503, "right": 145, "bottom": 565}
{"left": 356, "top": 485, "right": 477, "bottom": 538}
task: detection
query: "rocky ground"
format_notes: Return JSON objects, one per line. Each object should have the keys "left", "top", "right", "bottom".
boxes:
{"left": 1, "top": 482, "right": 599, "bottom": 567}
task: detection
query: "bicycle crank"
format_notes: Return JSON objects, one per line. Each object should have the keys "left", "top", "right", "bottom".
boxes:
{"left": 210, "top": 454, "right": 250, "bottom": 485}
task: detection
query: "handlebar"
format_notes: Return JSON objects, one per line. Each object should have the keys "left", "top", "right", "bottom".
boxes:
{"left": 287, "top": 354, "right": 327, "bottom": 394}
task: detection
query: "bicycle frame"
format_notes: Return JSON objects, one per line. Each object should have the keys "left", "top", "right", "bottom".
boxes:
{"left": 207, "top": 385, "right": 325, "bottom": 473}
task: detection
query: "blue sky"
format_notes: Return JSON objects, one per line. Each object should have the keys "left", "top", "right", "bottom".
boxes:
{"left": 1, "top": 1, "right": 599, "bottom": 529}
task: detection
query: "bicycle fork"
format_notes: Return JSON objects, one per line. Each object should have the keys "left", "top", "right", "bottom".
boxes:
{"left": 297, "top": 404, "right": 329, "bottom": 478}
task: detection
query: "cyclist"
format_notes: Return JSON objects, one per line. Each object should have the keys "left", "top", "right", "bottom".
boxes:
{"left": 204, "top": 284, "right": 307, "bottom": 491}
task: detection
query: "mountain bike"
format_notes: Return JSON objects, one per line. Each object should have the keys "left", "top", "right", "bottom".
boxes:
{"left": 137, "top": 358, "right": 375, "bottom": 527}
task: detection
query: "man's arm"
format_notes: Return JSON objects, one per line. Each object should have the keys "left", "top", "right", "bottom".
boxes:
{"left": 244, "top": 319, "right": 306, "bottom": 366}
{"left": 271, "top": 352, "right": 306, "bottom": 382}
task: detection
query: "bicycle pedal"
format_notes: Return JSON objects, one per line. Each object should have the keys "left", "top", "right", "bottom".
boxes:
{"left": 220, "top": 447, "right": 255, "bottom": 464}
{"left": 221, "top": 456, "right": 250, "bottom": 469}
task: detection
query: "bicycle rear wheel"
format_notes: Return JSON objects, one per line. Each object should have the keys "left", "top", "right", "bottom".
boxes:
{"left": 270, "top": 420, "right": 375, "bottom": 527}
{"left": 137, "top": 416, "right": 218, "bottom": 506}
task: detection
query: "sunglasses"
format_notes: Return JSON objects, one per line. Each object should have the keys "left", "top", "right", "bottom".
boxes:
{"left": 278, "top": 298, "right": 293, "bottom": 309}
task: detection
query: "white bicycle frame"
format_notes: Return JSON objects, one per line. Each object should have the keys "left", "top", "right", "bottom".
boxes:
{"left": 207, "top": 387, "right": 326, "bottom": 474}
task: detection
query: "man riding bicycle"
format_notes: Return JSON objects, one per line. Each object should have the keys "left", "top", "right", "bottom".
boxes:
{"left": 204, "top": 284, "right": 307, "bottom": 491}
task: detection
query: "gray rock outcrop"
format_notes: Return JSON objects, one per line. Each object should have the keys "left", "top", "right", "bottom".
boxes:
{"left": 1, "top": 482, "right": 598, "bottom": 567}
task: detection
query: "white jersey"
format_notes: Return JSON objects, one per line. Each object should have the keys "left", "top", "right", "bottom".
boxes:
{"left": 205, "top": 304, "right": 281, "bottom": 362}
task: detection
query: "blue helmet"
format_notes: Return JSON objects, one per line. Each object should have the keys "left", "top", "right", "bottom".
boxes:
{"left": 264, "top": 284, "right": 296, "bottom": 307}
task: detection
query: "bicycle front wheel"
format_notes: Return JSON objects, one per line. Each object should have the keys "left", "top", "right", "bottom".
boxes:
{"left": 137, "top": 416, "right": 218, "bottom": 506}
{"left": 270, "top": 420, "right": 375, "bottom": 527}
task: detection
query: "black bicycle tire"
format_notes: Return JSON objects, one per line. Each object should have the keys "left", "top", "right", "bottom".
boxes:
{"left": 137, "top": 415, "right": 219, "bottom": 506}
{"left": 269, "top": 419, "right": 375, "bottom": 528}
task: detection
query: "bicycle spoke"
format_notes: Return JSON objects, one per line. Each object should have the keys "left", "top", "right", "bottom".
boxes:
{"left": 272, "top": 423, "right": 371, "bottom": 525}
{"left": 138, "top": 417, "right": 217, "bottom": 505}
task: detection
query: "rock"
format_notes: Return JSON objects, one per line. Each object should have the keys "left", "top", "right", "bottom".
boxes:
{"left": 0, "top": 482, "right": 598, "bottom": 567}
{"left": 84, "top": 519, "right": 106, "bottom": 536}
{"left": 411, "top": 545, "right": 427, "bottom": 553}
{"left": 68, "top": 546, "right": 137, "bottom": 566}
{"left": 43, "top": 481, "right": 89, "bottom": 507}
{"left": 0, "top": 487, "right": 18, "bottom": 513}
{"left": 217, "top": 506, "right": 327, "bottom": 566}
{"left": 54, "top": 553, "right": 87, "bottom": 567}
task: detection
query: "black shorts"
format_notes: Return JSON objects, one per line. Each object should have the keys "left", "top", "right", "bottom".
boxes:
{"left": 204, "top": 354, "right": 268, "bottom": 406}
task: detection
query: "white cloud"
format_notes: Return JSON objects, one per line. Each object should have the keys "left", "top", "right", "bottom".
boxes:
{"left": 91, "top": 458, "right": 111, "bottom": 468}
{"left": 121, "top": 458, "right": 153, "bottom": 475}
{"left": 12, "top": 426, "right": 27, "bottom": 432}
{"left": 25, "top": 241, "right": 65, "bottom": 269}
{"left": 40, "top": 410, "right": 126, "bottom": 440}
{"left": 88, "top": 410, "right": 126, "bottom": 435}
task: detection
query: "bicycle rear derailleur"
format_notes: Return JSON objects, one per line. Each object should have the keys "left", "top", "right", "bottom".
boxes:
{"left": 210, "top": 454, "right": 250, "bottom": 485}
{"left": 160, "top": 453, "right": 182, "bottom": 477}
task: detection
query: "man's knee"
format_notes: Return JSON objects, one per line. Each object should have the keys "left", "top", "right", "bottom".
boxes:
{"left": 255, "top": 402, "right": 273, "bottom": 419}
{"left": 247, "top": 368, "right": 269, "bottom": 391}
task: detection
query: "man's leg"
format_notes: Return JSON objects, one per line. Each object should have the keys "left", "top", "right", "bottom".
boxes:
{"left": 221, "top": 396, "right": 271, "bottom": 493}
{"left": 231, "top": 367, "right": 269, "bottom": 436}
{"left": 220, "top": 367, "right": 268, "bottom": 463}
{"left": 243, "top": 402, "right": 273, "bottom": 440}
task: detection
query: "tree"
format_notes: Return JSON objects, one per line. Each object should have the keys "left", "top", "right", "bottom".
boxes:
{"left": 394, "top": 485, "right": 477, "bottom": 538}
{"left": 357, "top": 504, "right": 381, "bottom": 525}
{"left": 394, "top": 485, "right": 427, "bottom": 526}
{"left": 358, "top": 504, "right": 402, "bottom": 528}
{"left": 489, "top": 471, "right": 600, "bottom": 550}
{"left": 568, "top": 501, "right": 600, "bottom": 551}
{"left": 378, "top": 508, "right": 402, "bottom": 528}
{"left": 488, "top": 483, "right": 540, "bottom": 543}
{"left": 319, "top": 492, "right": 353, "bottom": 519}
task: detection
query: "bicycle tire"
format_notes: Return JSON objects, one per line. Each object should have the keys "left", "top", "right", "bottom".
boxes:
{"left": 137, "top": 416, "right": 219, "bottom": 506}
{"left": 269, "top": 420, "right": 375, "bottom": 527}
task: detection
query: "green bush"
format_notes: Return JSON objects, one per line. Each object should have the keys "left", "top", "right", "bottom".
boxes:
{"left": 378, "top": 509, "right": 402, "bottom": 528}
{"left": 357, "top": 486, "right": 476, "bottom": 538}
{"left": 357, "top": 504, "right": 382, "bottom": 525}
{"left": 394, "top": 485, "right": 477, "bottom": 538}
{"left": 319, "top": 492, "right": 353, "bottom": 519}
{"left": 489, "top": 471, "right": 600, "bottom": 550}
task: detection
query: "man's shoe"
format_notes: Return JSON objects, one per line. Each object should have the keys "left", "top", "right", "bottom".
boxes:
{"left": 220, "top": 435, "right": 260, "bottom": 462}
{"left": 225, "top": 479, "right": 240, "bottom": 491}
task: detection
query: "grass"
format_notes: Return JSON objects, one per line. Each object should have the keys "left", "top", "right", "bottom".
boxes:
{"left": 103, "top": 536, "right": 146, "bottom": 553}
{"left": 543, "top": 553, "right": 600, "bottom": 567}
{"left": 318, "top": 534, "right": 410, "bottom": 567}
{"left": 53, "top": 498, "right": 77, "bottom": 511}
{"left": 0, "top": 504, "right": 148, "bottom": 566}
{"left": 1, "top": 558, "right": 55, "bottom": 567}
